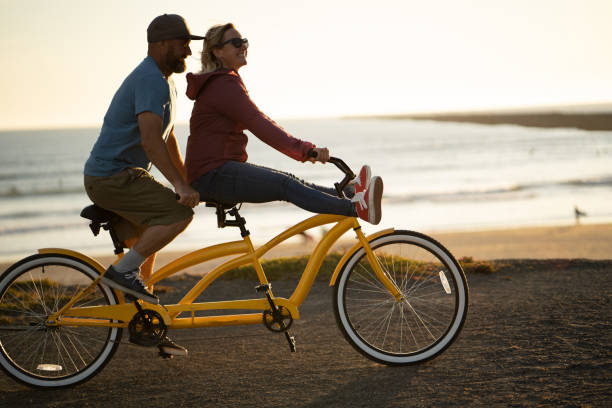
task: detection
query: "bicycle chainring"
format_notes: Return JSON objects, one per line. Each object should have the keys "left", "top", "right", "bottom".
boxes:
{"left": 262, "top": 306, "right": 293, "bottom": 332}
{"left": 128, "top": 309, "right": 168, "bottom": 347}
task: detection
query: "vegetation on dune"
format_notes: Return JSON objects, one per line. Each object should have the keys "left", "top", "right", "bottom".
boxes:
{"left": 222, "top": 253, "right": 344, "bottom": 281}
{"left": 219, "top": 253, "right": 499, "bottom": 281}
{"left": 458, "top": 256, "right": 499, "bottom": 274}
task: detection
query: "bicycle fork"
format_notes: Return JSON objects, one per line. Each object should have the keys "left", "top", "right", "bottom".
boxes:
{"left": 353, "top": 227, "right": 404, "bottom": 302}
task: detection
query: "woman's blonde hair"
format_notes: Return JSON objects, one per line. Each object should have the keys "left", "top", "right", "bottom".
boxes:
{"left": 200, "top": 23, "right": 235, "bottom": 73}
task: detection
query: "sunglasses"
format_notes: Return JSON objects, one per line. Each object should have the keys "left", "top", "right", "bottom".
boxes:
{"left": 217, "top": 37, "right": 249, "bottom": 49}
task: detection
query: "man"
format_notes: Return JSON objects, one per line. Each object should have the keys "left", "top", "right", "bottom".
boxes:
{"left": 84, "top": 14, "right": 203, "bottom": 356}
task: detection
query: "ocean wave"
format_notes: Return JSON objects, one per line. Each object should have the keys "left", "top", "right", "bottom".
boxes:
{"left": 0, "top": 208, "right": 81, "bottom": 220}
{"left": 385, "top": 186, "right": 534, "bottom": 204}
{"left": 0, "top": 169, "right": 80, "bottom": 181}
{"left": 0, "top": 221, "right": 86, "bottom": 236}
{"left": 385, "top": 176, "right": 612, "bottom": 203}
{"left": 0, "top": 185, "right": 85, "bottom": 198}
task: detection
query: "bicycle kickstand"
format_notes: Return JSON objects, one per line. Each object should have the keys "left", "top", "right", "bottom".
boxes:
{"left": 256, "top": 283, "right": 296, "bottom": 353}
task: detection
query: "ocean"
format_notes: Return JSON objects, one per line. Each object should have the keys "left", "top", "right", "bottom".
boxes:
{"left": 1, "top": 118, "right": 611, "bottom": 263}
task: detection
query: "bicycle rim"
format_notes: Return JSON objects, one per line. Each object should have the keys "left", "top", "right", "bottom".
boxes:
{"left": 0, "top": 254, "right": 121, "bottom": 388}
{"left": 334, "top": 231, "right": 468, "bottom": 365}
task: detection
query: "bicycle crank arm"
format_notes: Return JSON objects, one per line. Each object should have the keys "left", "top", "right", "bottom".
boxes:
{"left": 256, "top": 283, "right": 297, "bottom": 352}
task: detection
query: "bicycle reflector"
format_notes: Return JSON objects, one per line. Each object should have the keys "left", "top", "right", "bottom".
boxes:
{"left": 37, "top": 364, "right": 63, "bottom": 372}
{"left": 439, "top": 271, "right": 452, "bottom": 294}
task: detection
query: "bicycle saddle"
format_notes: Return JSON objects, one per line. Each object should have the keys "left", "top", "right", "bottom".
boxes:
{"left": 80, "top": 204, "right": 116, "bottom": 224}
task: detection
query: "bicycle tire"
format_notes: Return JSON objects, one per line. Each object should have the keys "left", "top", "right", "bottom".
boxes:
{"left": 0, "top": 253, "right": 122, "bottom": 388}
{"left": 333, "top": 230, "right": 468, "bottom": 365}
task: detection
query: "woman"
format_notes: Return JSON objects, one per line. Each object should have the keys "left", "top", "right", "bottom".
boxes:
{"left": 185, "top": 23, "right": 382, "bottom": 224}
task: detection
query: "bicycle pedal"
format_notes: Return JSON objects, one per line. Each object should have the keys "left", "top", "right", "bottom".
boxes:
{"left": 158, "top": 351, "right": 174, "bottom": 359}
{"left": 285, "top": 332, "right": 296, "bottom": 353}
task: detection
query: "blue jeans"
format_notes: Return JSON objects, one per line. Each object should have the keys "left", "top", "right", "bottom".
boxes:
{"left": 191, "top": 161, "right": 358, "bottom": 217}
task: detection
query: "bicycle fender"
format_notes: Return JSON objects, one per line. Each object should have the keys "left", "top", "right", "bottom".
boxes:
{"left": 38, "top": 248, "right": 107, "bottom": 274}
{"left": 329, "top": 228, "right": 394, "bottom": 287}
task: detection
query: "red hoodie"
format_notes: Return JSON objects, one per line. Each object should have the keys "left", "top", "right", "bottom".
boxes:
{"left": 184, "top": 69, "right": 314, "bottom": 184}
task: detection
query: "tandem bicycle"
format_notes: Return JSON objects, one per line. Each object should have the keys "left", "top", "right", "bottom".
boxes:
{"left": 0, "top": 157, "right": 469, "bottom": 388}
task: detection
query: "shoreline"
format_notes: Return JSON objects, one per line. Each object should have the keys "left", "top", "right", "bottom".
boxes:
{"left": 427, "top": 223, "right": 612, "bottom": 261}
{"left": 355, "top": 111, "right": 612, "bottom": 131}
{"left": 1, "top": 223, "right": 610, "bottom": 274}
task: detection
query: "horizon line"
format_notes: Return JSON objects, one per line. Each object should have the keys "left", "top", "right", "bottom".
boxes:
{"left": 2, "top": 100, "right": 612, "bottom": 132}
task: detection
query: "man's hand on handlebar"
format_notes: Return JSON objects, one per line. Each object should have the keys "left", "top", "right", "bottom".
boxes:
{"left": 175, "top": 182, "right": 200, "bottom": 208}
{"left": 308, "top": 147, "right": 330, "bottom": 164}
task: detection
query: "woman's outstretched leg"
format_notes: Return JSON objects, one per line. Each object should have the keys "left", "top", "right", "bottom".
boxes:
{"left": 192, "top": 161, "right": 357, "bottom": 216}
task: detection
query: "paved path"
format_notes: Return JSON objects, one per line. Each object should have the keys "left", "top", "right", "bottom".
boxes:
{"left": 0, "top": 260, "right": 610, "bottom": 407}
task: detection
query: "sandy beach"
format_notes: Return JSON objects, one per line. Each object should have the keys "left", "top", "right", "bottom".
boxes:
{"left": 429, "top": 223, "right": 612, "bottom": 260}
{"left": 102, "top": 222, "right": 612, "bottom": 268}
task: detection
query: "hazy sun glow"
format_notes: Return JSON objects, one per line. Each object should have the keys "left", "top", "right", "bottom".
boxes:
{"left": 1, "top": 0, "right": 611, "bottom": 130}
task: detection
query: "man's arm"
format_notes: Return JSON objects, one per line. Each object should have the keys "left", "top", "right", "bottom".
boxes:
{"left": 165, "top": 128, "right": 187, "bottom": 181}
{"left": 138, "top": 112, "right": 199, "bottom": 208}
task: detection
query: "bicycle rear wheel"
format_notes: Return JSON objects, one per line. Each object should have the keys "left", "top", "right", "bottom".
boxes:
{"left": 333, "top": 230, "right": 468, "bottom": 365}
{"left": 0, "top": 253, "right": 122, "bottom": 388}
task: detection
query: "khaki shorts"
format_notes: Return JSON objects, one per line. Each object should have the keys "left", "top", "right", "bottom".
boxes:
{"left": 84, "top": 168, "right": 193, "bottom": 241}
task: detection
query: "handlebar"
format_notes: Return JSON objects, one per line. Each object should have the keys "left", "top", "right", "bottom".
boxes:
{"left": 308, "top": 149, "right": 356, "bottom": 198}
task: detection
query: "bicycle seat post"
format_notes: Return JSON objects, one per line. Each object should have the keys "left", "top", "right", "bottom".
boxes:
{"left": 226, "top": 207, "right": 249, "bottom": 237}
{"left": 207, "top": 202, "right": 250, "bottom": 237}
{"left": 81, "top": 204, "right": 125, "bottom": 255}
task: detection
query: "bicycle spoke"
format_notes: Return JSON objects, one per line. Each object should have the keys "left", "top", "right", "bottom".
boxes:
{"left": 347, "top": 297, "right": 393, "bottom": 327}
{"left": 62, "top": 326, "right": 110, "bottom": 345}
{"left": 360, "top": 305, "right": 395, "bottom": 344}
{"left": 65, "top": 331, "right": 97, "bottom": 361}
{"left": 404, "top": 305, "right": 447, "bottom": 334}
{"left": 1, "top": 324, "right": 44, "bottom": 349}
{"left": 354, "top": 263, "right": 388, "bottom": 292}
{"left": 399, "top": 304, "right": 418, "bottom": 349}
{"left": 2, "top": 285, "right": 43, "bottom": 320}
{"left": 61, "top": 330, "right": 88, "bottom": 368}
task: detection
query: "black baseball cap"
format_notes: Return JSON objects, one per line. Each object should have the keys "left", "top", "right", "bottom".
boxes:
{"left": 147, "top": 14, "right": 204, "bottom": 43}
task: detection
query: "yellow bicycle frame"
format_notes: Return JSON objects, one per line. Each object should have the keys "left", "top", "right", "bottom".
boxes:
{"left": 41, "top": 214, "right": 398, "bottom": 330}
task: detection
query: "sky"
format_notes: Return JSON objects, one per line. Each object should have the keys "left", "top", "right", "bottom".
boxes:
{"left": 1, "top": 0, "right": 611, "bottom": 130}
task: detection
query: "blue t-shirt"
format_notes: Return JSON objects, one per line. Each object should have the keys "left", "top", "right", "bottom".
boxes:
{"left": 84, "top": 56, "right": 176, "bottom": 176}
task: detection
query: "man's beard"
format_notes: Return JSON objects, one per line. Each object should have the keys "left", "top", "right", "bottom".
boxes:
{"left": 166, "top": 49, "right": 186, "bottom": 73}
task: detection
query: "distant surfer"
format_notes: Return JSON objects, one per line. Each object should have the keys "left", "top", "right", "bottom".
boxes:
{"left": 574, "top": 205, "right": 587, "bottom": 225}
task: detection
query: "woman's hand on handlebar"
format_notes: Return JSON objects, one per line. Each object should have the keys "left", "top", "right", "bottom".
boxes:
{"left": 308, "top": 147, "right": 330, "bottom": 164}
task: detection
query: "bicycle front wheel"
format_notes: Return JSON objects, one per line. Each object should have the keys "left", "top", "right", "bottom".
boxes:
{"left": 333, "top": 230, "right": 468, "bottom": 365}
{"left": 0, "top": 253, "right": 122, "bottom": 388}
